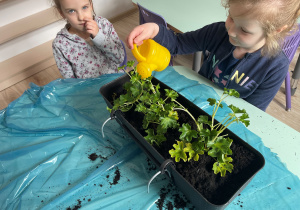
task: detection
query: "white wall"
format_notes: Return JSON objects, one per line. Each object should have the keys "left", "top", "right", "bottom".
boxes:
{"left": 0, "top": 0, "right": 51, "bottom": 27}
{"left": 0, "top": 0, "right": 134, "bottom": 63}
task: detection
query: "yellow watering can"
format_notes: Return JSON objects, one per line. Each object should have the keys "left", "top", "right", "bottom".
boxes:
{"left": 132, "top": 39, "right": 171, "bottom": 79}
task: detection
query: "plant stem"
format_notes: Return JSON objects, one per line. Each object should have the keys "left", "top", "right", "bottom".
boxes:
{"left": 173, "top": 102, "right": 201, "bottom": 131}
{"left": 211, "top": 93, "right": 229, "bottom": 127}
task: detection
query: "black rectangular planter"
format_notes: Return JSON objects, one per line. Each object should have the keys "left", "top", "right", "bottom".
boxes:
{"left": 100, "top": 74, "right": 265, "bottom": 209}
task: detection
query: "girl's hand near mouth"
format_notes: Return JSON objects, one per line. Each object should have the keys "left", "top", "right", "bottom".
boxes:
{"left": 84, "top": 18, "right": 99, "bottom": 38}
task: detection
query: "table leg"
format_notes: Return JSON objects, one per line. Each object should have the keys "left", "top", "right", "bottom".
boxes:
{"left": 291, "top": 53, "right": 300, "bottom": 96}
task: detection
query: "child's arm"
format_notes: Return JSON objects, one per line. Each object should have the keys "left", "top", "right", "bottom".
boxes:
{"left": 52, "top": 45, "right": 76, "bottom": 78}
{"left": 91, "top": 17, "right": 125, "bottom": 65}
{"left": 126, "top": 23, "right": 160, "bottom": 49}
{"left": 127, "top": 22, "right": 219, "bottom": 56}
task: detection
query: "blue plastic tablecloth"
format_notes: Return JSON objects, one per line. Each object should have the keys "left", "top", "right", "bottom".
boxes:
{"left": 1, "top": 67, "right": 300, "bottom": 209}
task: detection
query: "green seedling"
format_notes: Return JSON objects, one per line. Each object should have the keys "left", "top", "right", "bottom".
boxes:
{"left": 110, "top": 61, "right": 250, "bottom": 177}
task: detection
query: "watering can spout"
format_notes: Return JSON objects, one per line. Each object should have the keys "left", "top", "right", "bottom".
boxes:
{"left": 131, "top": 39, "right": 171, "bottom": 79}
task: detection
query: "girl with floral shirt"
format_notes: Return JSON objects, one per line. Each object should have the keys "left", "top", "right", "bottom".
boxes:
{"left": 52, "top": 0, "right": 125, "bottom": 78}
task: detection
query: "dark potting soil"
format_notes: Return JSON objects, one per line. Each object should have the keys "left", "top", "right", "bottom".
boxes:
{"left": 121, "top": 107, "right": 261, "bottom": 205}
{"left": 66, "top": 199, "right": 82, "bottom": 210}
{"left": 155, "top": 181, "right": 194, "bottom": 210}
{"left": 110, "top": 167, "right": 121, "bottom": 185}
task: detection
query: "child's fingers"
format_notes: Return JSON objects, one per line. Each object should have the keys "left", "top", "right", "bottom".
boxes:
{"left": 126, "top": 23, "right": 159, "bottom": 49}
{"left": 85, "top": 22, "right": 96, "bottom": 30}
{"left": 127, "top": 36, "right": 143, "bottom": 49}
{"left": 127, "top": 26, "right": 147, "bottom": 49}
{"left": 84, "top": 19, "right": 96, "bottom": 29}
{"left": 84, "top": 21, "right": 99, "bottom": 37}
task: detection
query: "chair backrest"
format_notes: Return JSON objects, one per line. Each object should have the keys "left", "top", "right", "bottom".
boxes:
{"left": 137, "top": 3, "right": 167, "bottom": 27}
{"left": 119, "top": 40, "right": 127, "bottom": 68}
{"left": 281, "top": 24, "right": 300, "bottom": 63}
{"left": 137, "top": 3, "right": 173, "bottom": 66}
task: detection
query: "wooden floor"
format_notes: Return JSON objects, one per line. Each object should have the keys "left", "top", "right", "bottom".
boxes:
{"left": 0, "top": 9, "right": 299, "bottom": 132}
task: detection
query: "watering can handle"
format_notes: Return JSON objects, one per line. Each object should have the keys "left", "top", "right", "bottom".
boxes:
{"left": 132, "top": 44, "right": 147, "bottom": 62}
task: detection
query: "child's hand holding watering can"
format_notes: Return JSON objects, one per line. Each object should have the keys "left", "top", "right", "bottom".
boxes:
{"left": 131, "top": 39, "right": 171, "bottom": 79}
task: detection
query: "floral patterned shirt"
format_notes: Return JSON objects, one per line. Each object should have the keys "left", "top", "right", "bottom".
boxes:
{"left": 52, "top": 16, "right": 125, "bottom": 78}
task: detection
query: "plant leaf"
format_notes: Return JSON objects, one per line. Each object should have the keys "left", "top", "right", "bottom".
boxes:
{"left": 207, "top": 98, "right": 216, "bottom": 106}
{"left": 165, "top": 89, "right": 178, "bottom": 101}
{"left": 127, "top": 60, "right": 135, "bottom": 67}
{"left": 179, "top": 123, "right": 198, "bottom": 142}
{"left": 159, "top": 116, "right": 179, "bottom": 129}
{"left": 224, "top": 88, "right": 240, "bottom": 98}
{"left": 157, "top": 124, "right": 167, "bottom": 135}
{"left": 118, "top": 65, "right": 125, "bottom": 71}
{"left": 239, "top": 113, "right": 250, "bottom": 127}
{"left": 135, "top": 103, "right": 147, "bottom": 113}
{"left": 169, "top": 141, "right": 187, "bottom": 162}
{"left": 184, "top": 142, "right": 205, "bottom": 161}
{"left": 201, "top": 129, "right": 219, "bottom": 143}
{"left": 212, "top": 160, "right": 233, "bottom": 177}
{"left": 144, "top": 129, "right": 166, "bottom": 146}
{"left": 150, "top": 104, "right": 161, "bottom": 113}
{"left": 144, "top": 129, "right": 156, "bottom": 145}
{"left": 130, "top": 84, "right": 141, "bottom": 97}
{"left": 228, "top": 105, "right": 250, "bottom": 127}
{"left": 207, "top": 137, "right": 233, "bottom": 162}
{"left": 106, "top": 107, "right": 112, "bottom": 113}
{"left": 197, "top": 115, "right": 211, "bottom": 125}
{"left": 168, "top": 110, "right": 179, "bottom": 120}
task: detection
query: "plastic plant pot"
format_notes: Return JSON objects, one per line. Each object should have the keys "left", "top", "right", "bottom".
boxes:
{"left": 99, "top": 74, "right": 265, "bottom": 209}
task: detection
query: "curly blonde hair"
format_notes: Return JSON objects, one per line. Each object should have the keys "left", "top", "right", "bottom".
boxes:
{"left": 222, "top": 0, "right": 300, "bottom": 57}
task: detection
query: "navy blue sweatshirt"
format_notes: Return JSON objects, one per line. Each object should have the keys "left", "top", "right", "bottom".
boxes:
{"left": 154, "top": 22, "right": 289, "bottom": 111}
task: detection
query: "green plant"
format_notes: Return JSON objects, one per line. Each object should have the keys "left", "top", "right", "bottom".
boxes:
{"left": 113, "top": 61, "right": 181, "bottom": 146}
{"left": 110, "top": 61, "right": 250, "bottom": 177}
{"left": 169, "top": 89, "right": 250, "bottom": 176}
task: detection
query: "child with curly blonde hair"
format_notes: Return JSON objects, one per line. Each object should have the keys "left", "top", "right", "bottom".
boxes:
{"left": 127, "top": 0, "right": 300, "bottom": 111}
